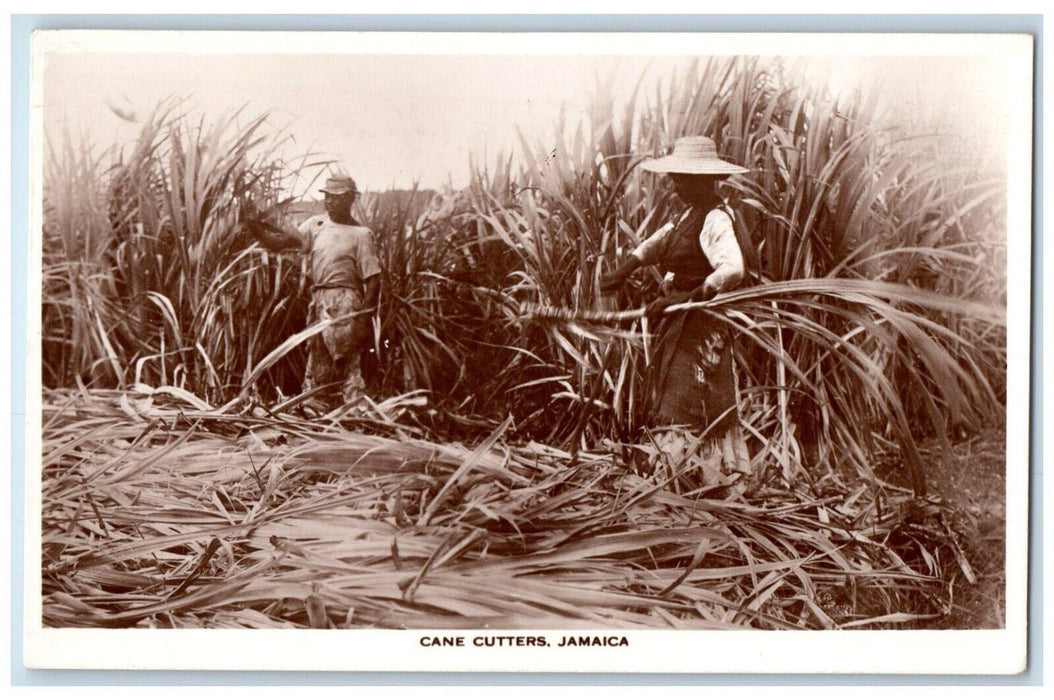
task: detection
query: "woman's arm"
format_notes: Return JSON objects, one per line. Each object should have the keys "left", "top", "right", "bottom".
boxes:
{"left": 650, "top": 209, "right": 743, "bottom": 319}
{"left": 598, "top": 221, "right": 676, "bottom": 294}
{"left": 598, "top": 255, "right": 642, "bottom": 293}
{"left": 698, "top": 209, "right": 744, "bottom": 297}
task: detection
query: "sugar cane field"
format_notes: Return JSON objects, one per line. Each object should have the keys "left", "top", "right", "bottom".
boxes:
{"left": 38, "top": 56, "right": 1011, "bottom": 632}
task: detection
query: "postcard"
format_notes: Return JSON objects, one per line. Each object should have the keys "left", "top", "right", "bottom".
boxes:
{"left": 24, "top": 29, "right": 1033, "bottom": 674}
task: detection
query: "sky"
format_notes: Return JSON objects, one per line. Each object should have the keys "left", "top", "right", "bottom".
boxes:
{"left": 43, "top": 52, "right": 693, "bottom": 193}
{"left": 40, "top": 37, "right": 1014, "bottom": 195}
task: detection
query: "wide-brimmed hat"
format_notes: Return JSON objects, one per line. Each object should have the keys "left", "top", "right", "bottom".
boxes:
{"left": 320, "top": 174, "right": 358, "bottom": 196}
{"left": 640, "top": 136, "right": 748, "bottom": 176}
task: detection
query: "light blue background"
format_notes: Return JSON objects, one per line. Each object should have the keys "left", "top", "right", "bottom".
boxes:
{"left": 10, "top": 13, "right": 1043, "bottom": 686}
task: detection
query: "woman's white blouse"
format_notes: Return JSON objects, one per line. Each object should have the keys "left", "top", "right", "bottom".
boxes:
{"left": 630, "top": 208, "right": 745, "bottom": 292}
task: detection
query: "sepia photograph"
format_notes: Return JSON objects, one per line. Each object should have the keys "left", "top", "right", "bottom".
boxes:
{"left": 24, "top": 29, "right": 1033, "bottom": 673}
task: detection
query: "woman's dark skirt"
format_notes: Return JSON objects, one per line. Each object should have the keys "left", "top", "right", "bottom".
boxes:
{"left": 648, "top": 309, "right": 751, "bottom": 488}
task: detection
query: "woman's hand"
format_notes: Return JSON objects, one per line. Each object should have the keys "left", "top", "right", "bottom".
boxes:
{"left": 644, "top": 285, "right": 718, "bottom": 321}
{"left": 644, "top": 297, "right": 670, "bottom": 321}
{"left": 699, "top": 277, "right": 722, "bottom": 301}
{"left": 645, "top": 290, "right": 690, "bottom": 320}
{"left": 598, "top": 270, "right": 628, "bottom": 294}
{"left": 598, "top": 256, "right": 642, "bottom": 295}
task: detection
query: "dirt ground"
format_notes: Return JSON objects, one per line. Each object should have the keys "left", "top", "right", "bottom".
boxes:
{"left": 879, "top": 427, "right": 1007, "bottom": 629}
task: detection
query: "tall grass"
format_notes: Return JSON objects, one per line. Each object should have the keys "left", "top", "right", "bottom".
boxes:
{"left": 44, "top": 102, "right": 321, "bottom": 402}
{"left": 39, "top": 58, "right": 1010, "bottom": 631}
{"left": 42, "top": 128, "right": 120, "bottom": 387}
{"left": 506, "top": 58, "right": 1002, "bottom": 489}
{"left": 42, "top": 58, "right": 1007, "bottom": 495}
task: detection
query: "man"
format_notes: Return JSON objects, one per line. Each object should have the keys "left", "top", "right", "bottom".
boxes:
{"left": 243, "top": 174, "right": 381, "bottom": 413}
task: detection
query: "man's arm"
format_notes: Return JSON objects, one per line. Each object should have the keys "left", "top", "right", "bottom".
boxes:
{"left": 348, "top": 273, "right": 381, "bottom": 351}
{"left": 351, "top": 231, "right": 383, "bottom": 350}
{"left": 241, "top": 218, "right": 309, "bottom": 253}
{"left": 357, "top": 232, "right": 383, "bottom": 310}
{"left": 363, "top": 274, "right": 380, "bottom": 311}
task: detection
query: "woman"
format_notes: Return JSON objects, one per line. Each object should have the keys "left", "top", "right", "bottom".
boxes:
{"left": 599, "top": 136, "right": 751, "bottom": 490}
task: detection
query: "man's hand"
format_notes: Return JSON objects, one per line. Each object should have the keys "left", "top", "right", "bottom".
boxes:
{"left": 232, "top": 221, "right": 257, "bottom": 249}
{"left": 238, "top": 217, "right": 303, "bottom": 253}
{"left": 350, "top": 314, "right": 373, "bottom": 351}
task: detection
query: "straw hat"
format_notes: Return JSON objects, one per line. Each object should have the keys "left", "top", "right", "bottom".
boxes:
{"left": 640, "top": 136, "right": 748, "bottom": 175}
{"left": 320, "top": 174, "right": 358, "bottom": 196}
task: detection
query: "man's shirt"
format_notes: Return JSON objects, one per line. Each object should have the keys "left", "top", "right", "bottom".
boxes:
{"left": 297, "top": 215, "right": 381, "bottom": 294}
